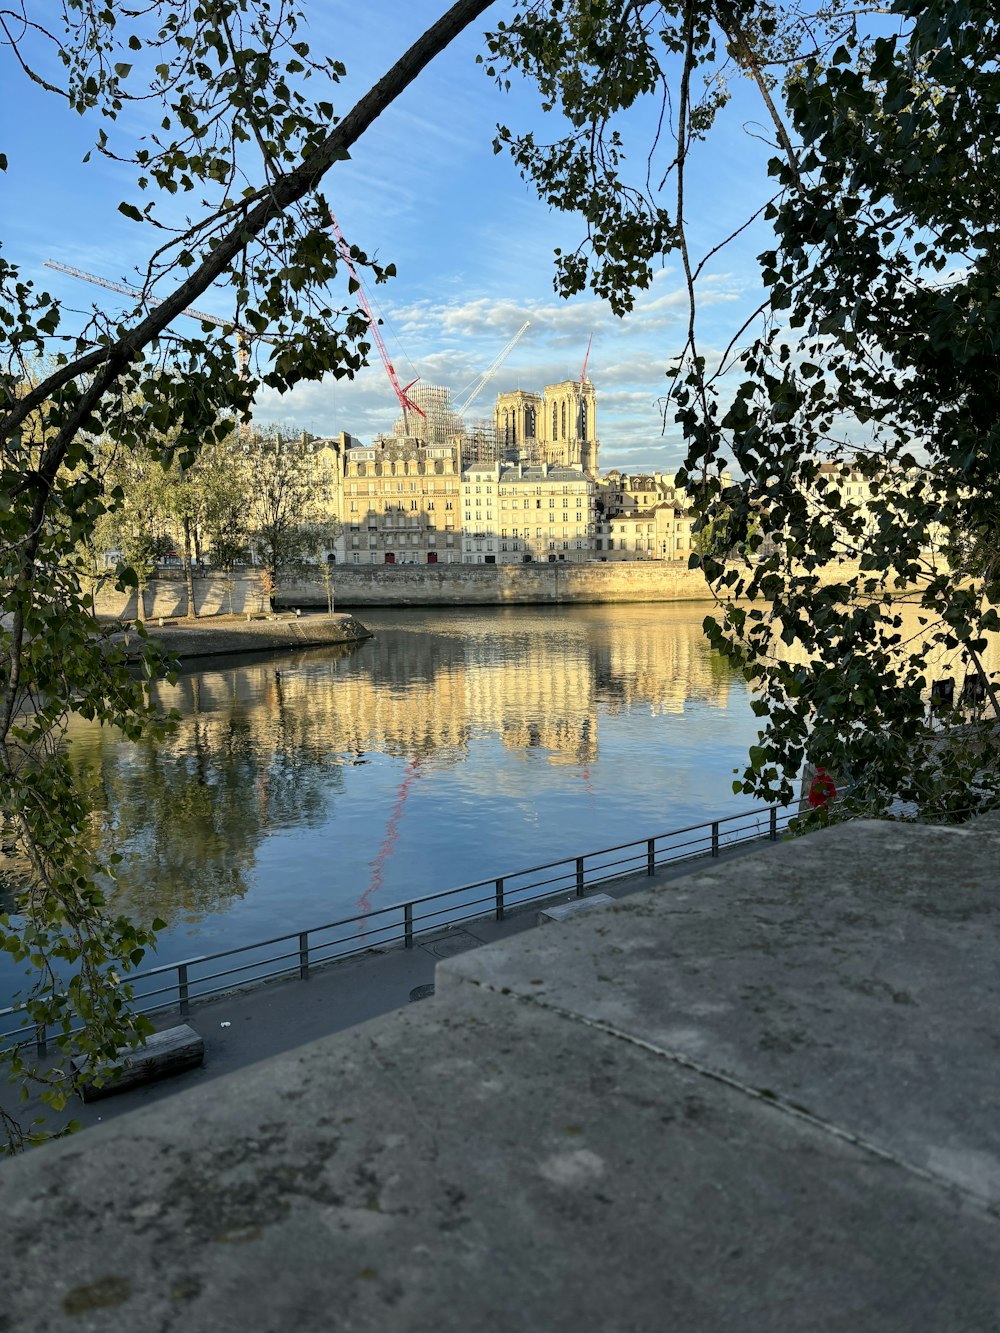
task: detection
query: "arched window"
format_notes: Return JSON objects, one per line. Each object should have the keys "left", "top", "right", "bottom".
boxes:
{"left": 561, "top": 401, "right": 567, "bottom": 438}
{"left": 579, "top": 400, "right": 587, "bottom": 440}
{"left": 552, "top": 402, "right": 558, "bottom": 438}
{"left": 525, "top": 405, "right": 536, "bottom": 439}
{"left": 503, "top": 409, "right": 509, "bottom": 445}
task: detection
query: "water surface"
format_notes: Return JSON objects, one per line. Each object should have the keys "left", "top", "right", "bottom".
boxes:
{"left": 3, "top": 604, "right": 764, "bottom": 1003}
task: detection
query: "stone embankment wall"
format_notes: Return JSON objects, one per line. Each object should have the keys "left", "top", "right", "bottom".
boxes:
{"left": 93, "top": 559, "right": 872, "bottom": 616}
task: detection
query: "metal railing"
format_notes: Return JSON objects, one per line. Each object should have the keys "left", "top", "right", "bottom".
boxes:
{"left": 0, "top": 799, "right": 796, "bottom": 1056}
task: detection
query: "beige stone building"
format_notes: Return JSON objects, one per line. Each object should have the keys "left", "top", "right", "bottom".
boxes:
{"left": 595, "top": 471, "right": 694, "bottom": 561}
{"left": 334, "top": 434, "right": 463, "bottom": 565}
{"left": 313, "top": 381, "right": 706, "bottom": 567}
{"left": 461, "top": 461, "right": 596, "bottom": 564}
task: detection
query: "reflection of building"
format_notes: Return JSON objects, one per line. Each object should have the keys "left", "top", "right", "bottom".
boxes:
{"left": 137, "top": 608, "right": 736, "bottom": 774}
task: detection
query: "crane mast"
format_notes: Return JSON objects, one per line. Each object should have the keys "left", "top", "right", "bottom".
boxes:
{"left": 326, "top": 210, "right": 425, "bottom": 430}
{"left": 457, "top": 321, "right": 531, "bottom": 416}
{"left": 43, "top": 259, "right": 278, "bottom": 380}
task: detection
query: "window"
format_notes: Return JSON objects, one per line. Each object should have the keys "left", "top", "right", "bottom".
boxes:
{"left": 549, "top": 498, "right": 555, "bottom": 508}
{"left": 427, "top": 500, "right": 435, "bottom": 510}
{"left": 410, "top": 500, "right": 418, "bottom": 510}
{"left": 350, "top": 502, "right": 358, "bottom": 512}
{"left": 352, "top": 552, "right": 360, "bottom": 563}
{"left": 410, "top": 482, "right": 417, "bottom": 492}
{"left": 445, "top": 500, "right": 453, "bottom": 510}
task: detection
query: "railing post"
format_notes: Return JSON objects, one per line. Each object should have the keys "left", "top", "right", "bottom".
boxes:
{"left": 35, "top": 1024, "right": 47, "bottom": 1059}
{"left": 404, "top": 903, "right": 414, "bottom": 949}
{"left": 769, "top": 807, "right": 778, "bottom": 841}
{"left": 711, "top": 822, "right": 720, "bottom": 858}
{"left": 495, "top": 877, "right": 505, "bottom": 922}
{"left": 647, "top": 838, "right": 655, "bottom": 876}
{"left": 575, "top": 856, "right": 585, "bottom": 898}
{"left": 178, "top": 962, "right": 190, "bottom": 1015}
{"left": 299, "top": 931, "right": 310, "bottom": 980}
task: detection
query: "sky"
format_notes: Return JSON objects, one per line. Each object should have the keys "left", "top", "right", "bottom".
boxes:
{"left": 2, "top": 0, "right": 781, "bottom": 474}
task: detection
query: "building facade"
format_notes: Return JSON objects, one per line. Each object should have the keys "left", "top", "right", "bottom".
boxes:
{"left": 460, "top": 462, "right": 596, "bottom": 564}
{"left": 595, "top": 471, "right": 694, "bottom": 561}
{"left": 335, "top": 435, "right": 463, "bottom": 565}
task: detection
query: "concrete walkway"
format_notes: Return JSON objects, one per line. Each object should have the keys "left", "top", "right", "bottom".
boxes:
{"left": 4, "top": 838, "right": 767, "bottom": 1141}
{"left": 2, "top": 816, "right": 998, "bottom": 1332}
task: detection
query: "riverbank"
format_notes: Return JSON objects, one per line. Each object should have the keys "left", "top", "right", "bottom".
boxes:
{"left": 92, "top": 557, "right": 895, "bottom": 616}
{"left": 111, "top": 611, "right": 373, "bottom": 662}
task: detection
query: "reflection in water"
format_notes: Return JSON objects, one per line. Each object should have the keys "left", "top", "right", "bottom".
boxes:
{"left": 8, "top": 605, "right": 757, "bottom": 997}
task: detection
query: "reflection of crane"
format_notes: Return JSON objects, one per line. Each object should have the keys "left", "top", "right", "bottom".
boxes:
{"left": 43, "top": 259, "right": 280, "bottom": 378}
{"left": 358, "top": 756, "right": 422, "bottom": 923}
{"left": 457, "top": 320, "right": 531, "bottom": 416}
{"left": 326, "top": 210, "right": 425, "bottom": 433}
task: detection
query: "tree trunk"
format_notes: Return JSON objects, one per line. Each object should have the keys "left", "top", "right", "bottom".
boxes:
{"left": 181, "top": 515, "right": 198, "bottom": 619}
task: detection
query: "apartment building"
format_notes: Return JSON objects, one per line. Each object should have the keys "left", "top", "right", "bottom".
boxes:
{"left": 461, "top": 461, "right": 596, "bottom": 564}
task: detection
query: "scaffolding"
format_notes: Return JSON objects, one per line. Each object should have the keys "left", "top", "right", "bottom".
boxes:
{"left": 391, "top": 384, "right": 464, "bottom": 444}
{"left": 458, "top": 417, "right": 501, "bottom": 467}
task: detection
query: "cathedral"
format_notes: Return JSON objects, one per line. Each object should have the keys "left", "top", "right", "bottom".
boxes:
{"left": 492, "top": 379, "right": 599, "bottom": 476}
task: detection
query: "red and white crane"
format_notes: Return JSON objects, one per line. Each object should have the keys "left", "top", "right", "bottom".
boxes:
{"left": 326, "top": 210, "right": 425, "bottom": 430}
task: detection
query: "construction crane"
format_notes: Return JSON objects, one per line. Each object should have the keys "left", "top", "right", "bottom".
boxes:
{"left": 326, "top": 210, "right": 425, "bottom": 432}
{"left": 456, "top": 320, "right": 531, "bottom": 416}
{"left": 43, "top": 260, "right": 280, "bottom": 379}
{"left": 577, "top": 332, "right": 593, "bottom": 439}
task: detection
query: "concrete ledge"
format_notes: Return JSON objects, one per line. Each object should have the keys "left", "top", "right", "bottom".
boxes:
{"left": 111, "top": 612, "right": 372, "bottom": 662}
{"left": 440, "top": 814, "right": 1000, "bottom": 1206}
{"left": 1, "top": 817, "right": 998, "bottom": 1330}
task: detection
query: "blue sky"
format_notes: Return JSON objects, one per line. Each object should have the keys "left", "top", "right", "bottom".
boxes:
{"left": 3, "top": 1, "right": 779, "bottom": 472}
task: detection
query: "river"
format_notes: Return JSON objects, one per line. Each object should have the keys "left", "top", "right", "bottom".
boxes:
{"left": 2, "top": 604, "right": 765, "bottom": 1006}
